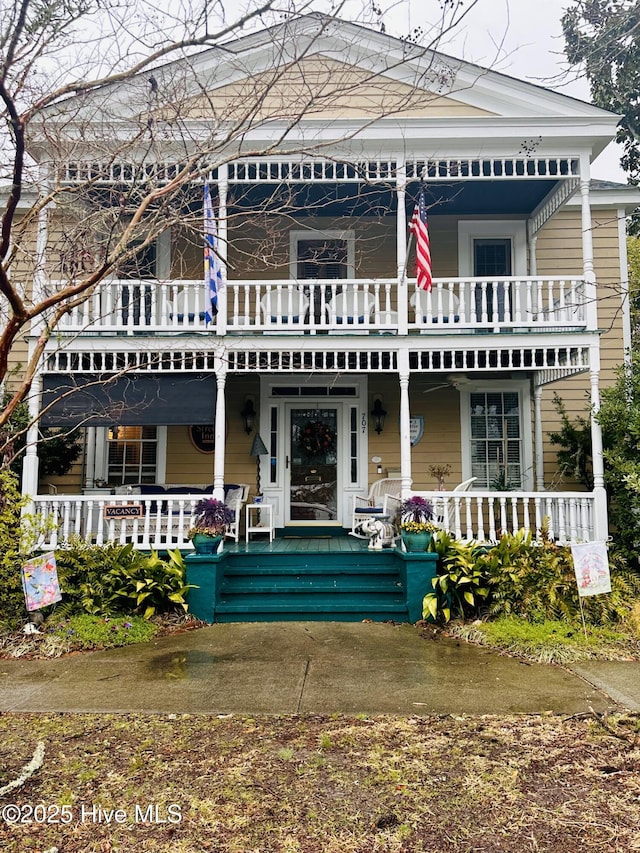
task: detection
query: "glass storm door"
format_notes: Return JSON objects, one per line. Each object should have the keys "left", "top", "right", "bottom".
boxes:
{"left": 474, "top": 238, "right": 512, "bottom": 321}
{"left": 288, "top": 407, "right": 339, "bottom": 522}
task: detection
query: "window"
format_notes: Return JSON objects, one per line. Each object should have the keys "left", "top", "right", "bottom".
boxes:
{"left": 116, "top": 241, "right": 157, "bottom": 279}
{"left": 469, "top": 392, "right": 522, "bottom": 489}
{"left": 297, "top": 239, "right": 348, "bottom": 279}
{"left": 473, "top": 238, "right": 512, "bottom": 321}
{"left": 107, "top": 426, "right": 160, "bottom": 484}
{"left": 289, "top": 230, "right": 355, "bottom": 279}
{"left": 473, "top": 239, "right": 512, "bottom": 276}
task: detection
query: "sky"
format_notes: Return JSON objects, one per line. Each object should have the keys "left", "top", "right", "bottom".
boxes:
{"left": 389, "top": 0, "right": 626, "bottom": 182}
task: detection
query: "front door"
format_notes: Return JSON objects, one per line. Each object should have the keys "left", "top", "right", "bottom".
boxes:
{"left": 287, "top": 406, "right": 339, "bottom": 523}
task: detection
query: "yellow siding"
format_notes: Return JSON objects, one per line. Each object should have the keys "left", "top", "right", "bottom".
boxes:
{"left": 180, "top": 57, "right": 495, "bottom": 122}
{"left": 225, "top": 215, "right": 397, "bottom": 279}
{"left": 536, "top": 207, "right": 625, "bottom": 488}
{"left": 365, "top": 378, "right": 463, "bottom": 490}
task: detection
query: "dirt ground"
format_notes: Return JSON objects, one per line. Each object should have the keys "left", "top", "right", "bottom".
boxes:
{"left": 1, "top": 712, "right": 640, "bottom": 852}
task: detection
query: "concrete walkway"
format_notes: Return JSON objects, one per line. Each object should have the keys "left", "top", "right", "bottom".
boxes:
{"left": 0, "top": 622, "right": 637, "bottom": 715}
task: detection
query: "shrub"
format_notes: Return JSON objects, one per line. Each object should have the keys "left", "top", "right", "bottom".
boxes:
{"left": 54, "top": 539, "right": 192, "bottom": 619}
{"left": 0, "top": 470, "right": 28, "bottom": 630}
{"left": 423, "top": 532, "right": 490, "bottom": 622}
{"left": 423, "top": 528, "right": 640, "bottom": 627}
{"left": 485, "top": 531, "right": 640, "bottom": 626}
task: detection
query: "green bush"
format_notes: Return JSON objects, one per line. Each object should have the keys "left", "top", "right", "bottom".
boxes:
{"left": 0, "top": 470, "right": 28, "bottom": 630}
{"left": 54, "top": 539, "right": 193, "bottom": 619}
{"left": 423, "top": 528, "right": 640, "bottom": 627}
{"left": 597, "top": 353, "right": 640, "bottom": 567}
{"left": 423, "top": 532, "right": 490, "bottom": 622}
{"left": 485, "top": 531, "right": 640, "bottom": 626}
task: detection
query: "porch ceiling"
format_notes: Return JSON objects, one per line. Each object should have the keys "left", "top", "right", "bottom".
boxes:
{"left": 226, "top": 180, "right": 561, "bottom": 217}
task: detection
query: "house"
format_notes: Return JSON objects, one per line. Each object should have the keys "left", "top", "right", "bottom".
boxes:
{"left": 17, "top": 13, "right": 640, "bottom": 565}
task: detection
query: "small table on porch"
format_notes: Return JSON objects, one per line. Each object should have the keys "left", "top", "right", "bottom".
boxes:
{"left": 246, "top": 503, "right": 274, "bottom": 543}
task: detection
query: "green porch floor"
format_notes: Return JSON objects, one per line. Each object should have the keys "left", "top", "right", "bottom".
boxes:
{"left": 224, "top": 532, "right": 368, "bottom": 556}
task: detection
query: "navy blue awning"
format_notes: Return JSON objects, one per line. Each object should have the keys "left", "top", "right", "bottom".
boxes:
{"left": 40, "top": 373, "right": 216, "bottom": 426}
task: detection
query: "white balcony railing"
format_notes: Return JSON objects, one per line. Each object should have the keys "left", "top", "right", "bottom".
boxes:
{"left": 53, "top": 276, "right": 587, "bottom": 336}
{"left": 28, "top": 489, "right": 596, "bottom": 551}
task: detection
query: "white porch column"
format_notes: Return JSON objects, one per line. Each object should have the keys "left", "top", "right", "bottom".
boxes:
{"left": 85, "top": 427, "right": 97, "bottom": 488}
{"left": 21, "top": 371, "right": 42, "bottom": 497}
{"left": 30, "top": 167, "right": 50, "bottom": 336}
{"left": 396, "top": 161, "right": 409, "bottom": 335}
{"left": 398, "top": 350, "right": 412, "bottom": 496}
{"left": 579, "top": 154, "right": 598, "bottom": 331}
{"left": 589, "top": 347, "right": 608, "bottom": 540}
{"left": 212, "top": 359, "right": 227, "bottom": 500}
{"left": 528, "top": 232, "right": 538, "bottom": 277}
{"left": 618, "top": 206, "right": 632, "bottom": 358}
{"left": 215, "top": 164, "right": 228, "bottom": 335}
{"left": 533, "top": 384, "right": 544, "bottom": 490}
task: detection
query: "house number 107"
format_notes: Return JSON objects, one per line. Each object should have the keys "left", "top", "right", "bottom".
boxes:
{"left": 362, "top": 413, "right": 367, "bottom": 433}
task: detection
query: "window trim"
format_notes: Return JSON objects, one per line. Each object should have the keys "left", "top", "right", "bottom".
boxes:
{"left": 460, "top": 380, "right": 533, "bottom": 490}
{"left": 94, "top": 425, "right": 167, "bottom": 485}
{"left": 289, "top": 229, "right": 355, "bottom": 279}
{"left": 458, "top": 220, "right": 527, "bottom": 276}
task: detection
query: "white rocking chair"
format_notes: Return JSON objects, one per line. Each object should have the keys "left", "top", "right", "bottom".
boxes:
{"left": 350, "top": 477, "right": 403, "bottom": 537}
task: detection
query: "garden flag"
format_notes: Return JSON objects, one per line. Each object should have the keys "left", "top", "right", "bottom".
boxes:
{"left": 21, "top": 551, "right": 62, "bottom": 612}
{"left": 570, "top": 541, "right": 611, "bottom": 597}
{"left": 409, "top": 186, "right": 432, "bottom": 291}
{"left": 204, "top": 180, "right": 223, "bottom": 323}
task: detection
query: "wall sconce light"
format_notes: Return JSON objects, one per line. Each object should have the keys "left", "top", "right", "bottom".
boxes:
{"left": 371, "top": 397, "right": 387, "bottom": 434}
{"left": 240, "top": 397, "right": 256, "bottom": 435}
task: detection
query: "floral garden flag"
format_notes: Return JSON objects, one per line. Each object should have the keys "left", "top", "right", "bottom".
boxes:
{"left": 21, "top": 551, "right": 62, "bottom": 611}
{"left": 570, "top": 541, "right": 611, "bottom": 597}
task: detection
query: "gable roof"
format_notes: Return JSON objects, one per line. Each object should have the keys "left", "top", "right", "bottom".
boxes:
{"left": 34, "top": 13, "right": 620, "bottom": 162}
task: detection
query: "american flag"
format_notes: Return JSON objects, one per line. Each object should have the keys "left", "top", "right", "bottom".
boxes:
{"left": 409, "top": 187, "right": 432, "bottom": 292}
{"left": 204, "top": 180, "right": 223, "bottom": 322}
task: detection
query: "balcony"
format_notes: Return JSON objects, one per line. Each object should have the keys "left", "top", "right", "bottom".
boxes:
{"left": 52, "top": 276, "right": 588, "bottom": 337}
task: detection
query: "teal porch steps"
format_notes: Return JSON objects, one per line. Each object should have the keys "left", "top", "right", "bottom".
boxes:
{"left": 185, "top": 543, "right": 438, "bottom": 624}
{"left": 215, "top": 550, "right": 406, "bottom": 622}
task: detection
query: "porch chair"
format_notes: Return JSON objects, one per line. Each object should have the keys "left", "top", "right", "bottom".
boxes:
{"left": 432, "top": 476, "right": 478, "bottom": 533}
{"left": 350, "top": 477, "right": 402, "bottom": 538}
{"left": 410, "top": 289, "right": 460, "bottom": 325}
{"left": 223, "top": 483, "right": 250, "bottom": 542}
{"left": 453, "top": 476, "right": 477, "bottom": 491}
{"left": 327, "top": 290, "right": 375, "bottom": 328}
{"left": 166, "top": 289, "right": 208, "bottom": 325}
{"left": 260, "top": 287, "right": 309, "bottom": 329}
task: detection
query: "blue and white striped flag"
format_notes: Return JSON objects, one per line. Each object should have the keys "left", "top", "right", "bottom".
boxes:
{"left": 204, "top": 181, "right": 223, "bottom": 323}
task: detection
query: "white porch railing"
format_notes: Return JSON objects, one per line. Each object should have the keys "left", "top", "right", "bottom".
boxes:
{"left": 29, "top": 489, "right": 596, "bottom": 550}
{"left": 52, "top": 276, "right": 587, "bottom": 335}
{"left": 414, "top": 490, "right": 596, "bottom": 544}
{"left": 30, "top": 493, "right": 199, "bottom": 551}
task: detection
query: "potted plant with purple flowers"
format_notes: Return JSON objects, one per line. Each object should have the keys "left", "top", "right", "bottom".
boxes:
{"left": 398, "top": 495, "right": 437, "bottom": 552}
{"left": 188, "top": 498, "right": 235, "bottom": 554}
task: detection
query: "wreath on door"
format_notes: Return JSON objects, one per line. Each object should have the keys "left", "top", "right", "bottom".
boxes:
{"left": 298, "top": 420, "right": 336, "bottom": 457}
